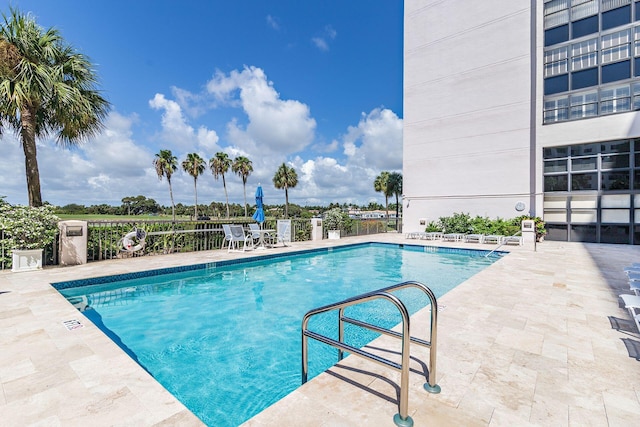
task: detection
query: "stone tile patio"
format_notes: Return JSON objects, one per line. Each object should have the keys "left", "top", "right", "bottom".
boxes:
{"left": 1, "top": 235, "right": 639, "bottom": 426}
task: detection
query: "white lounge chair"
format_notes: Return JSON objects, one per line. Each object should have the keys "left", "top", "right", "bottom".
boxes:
{"left": 483, "top": 235, "right": 501, "bottom": 244}
{"left": 619, "top": 294, "right": 640, "bottom": 332}
{"left": 464, "top": 234, "right": 483, "bottom": 243}
{"left": 276, "top": 220, "right": 291, "bottom": 247}
{"left": 221, "top": 224, "right": 233, "bottom": 250}
{"left": 228, "top": 224, "right": 252, "bottom": 252}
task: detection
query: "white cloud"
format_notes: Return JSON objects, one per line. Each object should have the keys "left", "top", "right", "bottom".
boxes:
{"left": 312, "top": 25, "right": 337, "bottom": 52}
{"left": 342, "top": 108, "right": 403, "bottom": 170}
{"left": 149, "top": 93, "right": 220, "bottom": 153}
{"left": 312, "top": 37, "right": 329, "bottom": 51}
{"left": 266, "top": 15, "right": 280, "bottom": 30}
{"left": 206, "top": 66, "right": 316, "bottom": 155}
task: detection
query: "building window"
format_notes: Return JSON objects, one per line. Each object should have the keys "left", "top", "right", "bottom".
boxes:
{"left": 570, "top": 91, "right": 599, "bottom": 118}
{"left": 545, "top": 46, "right": 569, "bottom": 76}
{"left": 602, "top": 4, "right": 632, "bottom": 30}
{"left": 600, "top": 84, "right": 631, "bottom": 112}
{"left": 544, "top": 96, "right": 570, "bottom": 122}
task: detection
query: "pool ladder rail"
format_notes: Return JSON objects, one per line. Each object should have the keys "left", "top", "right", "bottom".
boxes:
{"left": 301, "top": 281, "right": 441, "bottom": 427}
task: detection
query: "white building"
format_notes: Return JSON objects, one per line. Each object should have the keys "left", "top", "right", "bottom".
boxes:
{"left": 404, "top": 0, "right": 640, "bottom": 244}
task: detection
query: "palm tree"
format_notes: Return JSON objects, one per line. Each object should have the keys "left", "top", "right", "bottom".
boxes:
{"left": 153, "top": 149, "right": 178, "bottom": 221}
{"left": 273, "top": 162, "right": 298, "bottom": 218}
{"left": 374, "top": 171, "right": 390, "bottom": 223}
{"left": 182, "top": 153, "right": 205, "bottom": 219}
{"left": 210, "top": 152, "right": 232, "bottom": 218}
{"left": 232, "top": 156, "right": 253, "bottom": 217}
{"left": 0, "top": 8, "right": 110, "bottom": 207}
{"left": 387, "top": 172, "right": 403, "bottom": 231}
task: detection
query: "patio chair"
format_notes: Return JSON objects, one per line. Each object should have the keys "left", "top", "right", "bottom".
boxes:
{"left": 228, "top": 224, "right": 253, "bottom": 252}
{"left": 276, "top": 220, "right": 291, "bottom": 247}
{"left": 619, "top": 294, "right": 640, "bottom": 332}
{"left": 221, "top": 224, "right": 233, "bottom": 250}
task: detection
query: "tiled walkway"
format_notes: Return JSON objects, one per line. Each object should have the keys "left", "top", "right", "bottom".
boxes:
{"left": 1, "top": 235, "right": 639, "bottom": 426}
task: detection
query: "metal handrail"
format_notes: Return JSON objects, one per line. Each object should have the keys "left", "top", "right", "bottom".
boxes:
{"left": 485, "top": 230, "right": 522, "bottom": 257}
{"left": 301, "top": 281, "right": 440, "bottom": 427}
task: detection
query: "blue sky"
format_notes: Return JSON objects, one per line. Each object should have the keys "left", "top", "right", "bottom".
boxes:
{"left": 1, "top": 0, "right": 403, "bottom": 208}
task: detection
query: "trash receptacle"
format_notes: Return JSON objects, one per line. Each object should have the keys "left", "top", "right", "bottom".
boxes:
{"left": 59, "top": 220, "right": 88, "bottom": 266}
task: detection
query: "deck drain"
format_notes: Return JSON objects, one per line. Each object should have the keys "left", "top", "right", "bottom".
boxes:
{"left": 63, "top": 319, "right": 84, "bottom": 331}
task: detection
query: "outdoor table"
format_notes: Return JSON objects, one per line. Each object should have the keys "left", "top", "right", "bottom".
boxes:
{"left": 254, "top": 229, "right": 275, "bottom": 250}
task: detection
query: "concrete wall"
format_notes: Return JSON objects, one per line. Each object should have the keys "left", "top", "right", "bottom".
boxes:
{"left": 403, "top": 0, "right": 535, "bottom": 232}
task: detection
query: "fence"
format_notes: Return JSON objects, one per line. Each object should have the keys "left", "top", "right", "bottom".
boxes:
{"left": 0, "top": 218, "right": 393, "bottom": 270}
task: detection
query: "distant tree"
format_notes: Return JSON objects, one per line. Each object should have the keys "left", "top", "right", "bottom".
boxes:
{"left": 273, "top": 163, "right": 298, "bottom": 218}
{"left": 210, "top": 152, "right": 232, "bottom": 218}
{"left": 387, "top": 172, "right": 403, "bottom": 230}
{"left": 232, "top": 156, "right": 253, "bottom": 217}
{"left": 58, "top": 203, "right": 86, "bottom": 214}
{"left": 121, "top": 196, "right": 134, "bottom": 215}
{"left": 374, "top": 171, "right": 390, "bottom": 223}
{"left": 182, "top": 153, "right": 206, "bottom": 218}
{"left": 153, "top": 149, "right": 178, "bottom": 221}
{"left": 0, "top": 8, "right": 110, "bottom": 207}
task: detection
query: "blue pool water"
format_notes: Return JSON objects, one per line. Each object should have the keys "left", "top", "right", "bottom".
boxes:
{"left": 54, "top": 243, "right": 500, "bottom": 426}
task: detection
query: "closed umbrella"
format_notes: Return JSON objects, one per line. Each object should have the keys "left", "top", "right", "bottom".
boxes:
{"left": 252, "top": 184, "right": 265, "bottom": 226}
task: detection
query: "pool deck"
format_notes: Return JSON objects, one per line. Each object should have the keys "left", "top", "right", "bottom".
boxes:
{"left": 1, "top": 234, "right": 639, "bottom": 426}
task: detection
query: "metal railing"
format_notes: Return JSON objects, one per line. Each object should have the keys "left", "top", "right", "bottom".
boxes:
{"left": 301, "top": 281, "right": 440, "bottom": 427}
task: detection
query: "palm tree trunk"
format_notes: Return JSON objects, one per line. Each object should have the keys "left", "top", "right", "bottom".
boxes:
{"left": 193, "top": 178, "right": 198, "bottom": 219}
{"left": 223, "top": 176, "right": 230, "bottom": 218}
{"left": 168, "top": 178, "right": 176, "bottom": 221}
{"left": 20, "top": 108, "right": 43, "bottom": 207}
{"left": 243, "top": 183, "right": 247, "bottom": 217}
{"left": 395, "top": 194, "right": 400, "bottom": 231}
{"left": 385, "top": 196, "right": 389, "bottom": 223}
{"left": 284, "top": 186, "right": 289, "bottom": 218}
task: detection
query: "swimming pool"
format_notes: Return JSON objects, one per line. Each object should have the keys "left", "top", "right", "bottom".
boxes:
{"left": 53, "top": 243, "right": 501, "bottom": 426}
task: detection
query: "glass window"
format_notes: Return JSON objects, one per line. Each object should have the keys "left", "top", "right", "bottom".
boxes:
{"left": 545, "top": 24, "right": 570, "bottom": 46}
{"left": 544, "top": 146, "right": 569, "bottom": 158}
{"left": 637, "top": 1, "right": 640, "bottom": 21}
{"left": 601, "top": 140, "right": 630, "bottom": 153}
{"left": 571, "top": 39, "right": 597, "bottom": 71}
{"left": 634, "top": 169, "right": 640, "bottom": 188}
{"left": 572, "top": 0, "right": 598, "bottom": 20}
{"left": 601, "top": 224, "right": 629, "bottom": 244}
{"left": 572, "top": 15, "right": 599, "bottom": 37}
{"left": 570, "top": 91, "right": 599, "bottom": 118}
{"left": 602, "top": 59, "right": 631, "bottom": 83}
{"left": 544, "top": 97, "right": 570, "bottom": 122}
{"left": 544, "top": 0, "right": 570, "bottom": 29}
{"left": 602, "top": 5, "right": 631, "bottom": 30}
{"left": 544, "top": 159, "right": 568, "bottom": 173}
{"left": 602, "top": 0, "right": 631, "bottom": 12}
{"left": 601, "top": 154, "right": 630, "bottom": 168}
{"left": 570, "top": 225, "right": 597, "bottom": 242}
{"left": 572, "top": 157, "right": 598, "bottom": 170}
{"left": 545, "top": 74, "right": 570, "bottom": 95}
{"left": 635, "top": 57, "right": 640, "bottom": 77}
{"left": 600, "top": 84, "right": 631, "bottom": 113}
{"left": 571, "top": 142, "right": 600, "bottom": 156}
{"left": 602, "top": 171, "right": 630, "bottom": 189}
{"left": 634, "top": 26, "right": 640, "bottom": 55}
{"left": 571, "top": 172, "right": 598, "bottom": 190}
{"left": 545, "top": 46, "right": 569, "bottom": 76}
{"left": 572, "top": 67, "right": 599, "bottom": 89}
{"left": 601, "top": 29, "right": 630, "bottom": 64}
{"left": 545, "top": 175, "right": 569, "bottom": 191}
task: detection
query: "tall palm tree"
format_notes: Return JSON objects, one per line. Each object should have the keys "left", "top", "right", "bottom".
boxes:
{"left": 182, "top": 153, "right": 205, "bottom": 219}
{"left": 210, "top": 152, "right": 232, "bottom": 218}
{"left": 374, "top": 171, "right": 390, "bottom": 223}
{"left": 232, "top": 156, "right": 253, "bottom": 217}
{"left": 273, "top": 162, "right": 298, "bottom": 218}
{"left": 0, "top": 8, "right": 110, "bottom": 207}
{"left": 387, "top": 172, "right": 403, "bottom": 231}
{"left": 153, "top": 149, "right": 178, "bottom": 221}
